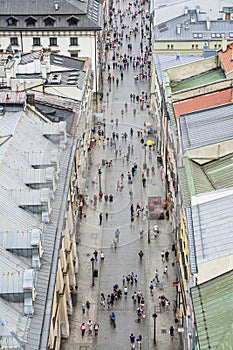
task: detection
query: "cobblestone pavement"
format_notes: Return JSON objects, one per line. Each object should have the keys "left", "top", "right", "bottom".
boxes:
{"left": 61, "top": 0, "right": 182, "bottom": 349}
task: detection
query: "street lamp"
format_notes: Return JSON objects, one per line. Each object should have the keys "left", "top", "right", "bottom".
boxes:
{"left": 143, "top": 143, "right": 147, "bottom": 170}
{"left": 98, "top": 167, "right": 102, "bottom": 193}
{"left": 90, "top": 257, "right": 95, "bottom": 287}
{"left": 146, "top": 209, "right": 151, "bottom": 243}
{"left": 152, "top": 313, "right": 157, "bottom": 345}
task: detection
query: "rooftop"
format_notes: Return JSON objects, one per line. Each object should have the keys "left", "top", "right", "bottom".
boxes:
{"left": 170, "top": 68, "right": 225, "bottom": 93}
{"left": 173, "top": 87, "right": 233, "bottom": 118}
{"left": 191, "top": 269, "right": 233, "bottom": 350}
{"left": 179, "top": 102, "right": 233, "bottom": 151}
{"left": 191, "top": 187, "right": 233, "bottom": 267}
{"left": 218, "top": 43, "right": 233, "bottom": 73}
{"left": 179, "top": 153, "right": 233, "bottom": 207}
{"left": 153, "top": 53, "right": 203, "bottom": 85}
{"left": 153, "top": 10, "right": 233, "bottom": 42}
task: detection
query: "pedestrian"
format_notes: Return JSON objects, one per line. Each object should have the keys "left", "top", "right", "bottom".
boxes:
{"left": 164, "top": 265, "right": 168, "bottom": 278}
{"left": 151, "top": 165, "right": 155, "bottom": 175}
{"left": 93, "top": 250, "right": 98, "bottom": 262}
{"left": 169, "top": 326, "right": 174, "bottom": 341}
{"left": 165, "top": 250, "right": 169, "bottom": 261}
{"left": 115, "top": 228, "right": 120, "bottom": 241}
{"left": 146, "top": 167, "right": 150, "bottom": 177}
{"left": 99, "top": 212, "right": 103, "bottom": 225}
{"left": 161, "top": 250, "right": 165, "bottom": 262}
{"left": 149, "top": 281, "right": 154, "bottom": 296}
{"left": 137, "top": 290, "right": 142, "bottom": 304}
{"left": 136, "top": 307, "right": 142, "bottom": 322}
{"left": 122, "top": 275, "right": 126, "bottom": 286}
{"left": 129, "top": 333, "right": 136, "bottom": 348}
{"left": 100, "top": 251, "right": 105, "bottom": 262}
{"left": 142, "top": 177, "right": 146, "bottom": 188}
{"left": 136, "top": 335, "right": 142, "bottom": 349}
{"left": 81, "top": 302, "right": 86, "bottom": 314}
{"left": 154, "top": 269, "right": 160, "bottom": 283}
{"left": 124, "top": 285, "right": 128, "bottom": 298}
{"left": 94, "top": 323, "right": 99, "bottom": 335}
{"left": 86, "top": 300, "right": 91, "bottom": 314}
{"left": 112, "top": 238, "right": 117, "bottom": 249}
{"left": 109, "top": 194, "right": 114, "bottom": 203}
{"left": 87, "top": 320, "right": 93, "bottom": 335}
{"left": 107, "top": 294, "right": 111, "bottom": 309}
{"left": 104, "top": 194, "right": 108, "bottom": 203}
{"left": 132, "top": 291, "right": 137, "bottom": 304}
{"left": 105, "top": 212, "right": 109, "bottom": 220}
{"left": 100, "top": 293, "right": 105, "bottom": 307}
{"left": 80, "top": 323, "right": 86, "bottom": 338}
{"left": 138, "top": 250, "right": 143, "bottom": 261}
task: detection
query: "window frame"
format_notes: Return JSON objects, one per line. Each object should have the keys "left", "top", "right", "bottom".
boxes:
{"left": 10, "top": 37, "right": 19, "bottom": 46}
{"left": 49, "top": 37, "right": 58, "bottom": 46}
{"left": 33, "top": 37, "right": 41, "bottom": 46}
{"left": 70, "top": 37, "right": 78, "bottom": 46}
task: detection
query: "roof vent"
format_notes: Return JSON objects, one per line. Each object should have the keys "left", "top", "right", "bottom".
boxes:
{"left": 222, "top": 36, "right": 227, "bottom": 52}
{"left": 0, "top": 106, "right": 4, "bottom": 116}
{"left": 176, "top": 24, "right": 181, "bottom": 35}
{"left": 54, "top": 1, "right": 59, "bottom": 10}
{"left": 184, "top": 6, "right": 189, "bottom": 15}
{"left": 206, "top": 17, "right": 210, "bottom": 30}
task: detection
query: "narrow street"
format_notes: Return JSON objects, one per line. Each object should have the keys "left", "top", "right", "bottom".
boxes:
{"left": 62, "top": 0, "right": 182, "bottom": 349}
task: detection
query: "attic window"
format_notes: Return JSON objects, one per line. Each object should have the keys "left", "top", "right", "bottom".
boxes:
{"left": 44, "top": 16, "right": 55, "bottom": 26}
{"left": 193, "top": 33, "right": 198, "bottom": 38}
{"left": 211, "top": 33, "right": 216, "bottom": 38}
{"left": 25, "top": 16, "right": 37, "bottom": 27}
{"left": 229, "top": 33, "right": 233, "bottom": 38}
{"left": 7, "top": 17, "right": 18, "bottom": 26}
{"left": 67, "top": 16, "right": 79, "bottom": 26}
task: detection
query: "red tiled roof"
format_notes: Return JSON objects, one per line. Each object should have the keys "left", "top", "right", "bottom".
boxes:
{"left": 173, "top": 88, "right": 233, "bottom": 119}
{"left": 218, "top": 43, "right": 233, "bottom": 73}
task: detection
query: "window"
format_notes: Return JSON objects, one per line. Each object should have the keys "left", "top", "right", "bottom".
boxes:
{"left": 33, "top": 37, "right": 41, "bottom": 46}
{"left": 44, "top": 17, "right": 55, "bottom": 26}
{"left": 171, "top": 44, "right": 174, "bottom": 49}
{"left": 70, "top": 37, "right": 78, "bottom": 46}
{"left": 67, "top": 16, "right": 79, "bottom": 26}
{"left": 192, "top": 44, "right": 195, "bottom": 49}
{"left": 50, "top": 37, "right": 57, "bottom": 46}
{"left": 10, "top": 37, "right": 18, "bottom": 46}
{"left": 195, "top": 44, "right": 198, "bottom": 49}
{"left": 25, "top": 17, "right": 36, "bottom": 26}
{"left": 70, "top": 51, "right": 78, "bottom": 58}
{"left": 167, "top": 44, "right": 170, "bottom": 49}
{"left": 7, "top": 17, "right": 18, "bottom": 26}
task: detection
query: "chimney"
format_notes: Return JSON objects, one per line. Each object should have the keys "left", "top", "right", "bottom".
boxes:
{"left": 54, "top": 1, "right": 59, "bottom": 10}
{"left": 206, "top": 17, "right": 210, "bottom": 30}
{"left": 26, "top": 93, "right": 35, "bottom": 106}
{"left": 222, "top": 36, "right": 227, "bottom": 52}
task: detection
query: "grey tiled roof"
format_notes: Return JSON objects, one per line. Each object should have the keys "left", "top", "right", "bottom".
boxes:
{"left": 0, "top": 0, "right": 102, "bottom": 30}
{"left": 154, "top": 13, "right": 233, "bottom": 42}
{"left": 179, "top": 102, "right": 233, "bottom": 151}
{"left": 191, "top": 188, "right": 233, "bottom": 266}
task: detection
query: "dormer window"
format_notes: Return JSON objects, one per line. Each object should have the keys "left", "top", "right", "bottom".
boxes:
{"left": 25, "top": 16, "right": 37, "bottom": 27}
{"left": 67, "top": 16, "right": 79, "bottom": 26}
{"left": 7, "top": 16, "right": 18, "bottom": 26}
{"left": 44, "top": 16, "right": 55, "bottom": 27}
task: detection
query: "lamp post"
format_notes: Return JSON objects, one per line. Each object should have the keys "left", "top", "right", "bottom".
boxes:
{"left": 152, "top": 313, "right": 157, "bottom": 345}
{"left": 98, "top": 167, "right": 102, "bottom": 193}
{"left": 90, "top": 257, "right": 95, "bottom": 287}
{"left": 143, "top": 143, "right": 147, "bottom": 170}
{"left": 146, "top": 209, "right": 151, "bottom": 243}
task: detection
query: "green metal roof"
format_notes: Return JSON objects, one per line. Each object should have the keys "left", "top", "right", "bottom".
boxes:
{"left": 170, "top": 68, "right": 225, "bottom": 94}
{"left": 179, "top": 154, "right": 233, "bottom": 207}
{"left": 191, "top": 269, "right": 233, "bottom": 350}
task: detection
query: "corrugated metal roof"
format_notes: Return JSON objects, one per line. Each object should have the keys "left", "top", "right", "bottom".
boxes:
{"left": 0, "top": 229, "right": 41, "bottom": 250}
{"left": 17, "top": 168, "right": 54, "bottom": 185}
{"left": 0, "top": 246, "right": 29, "bottom": 274}
{"left": 0, "top": 298, "right": 31, "bottom": 347}
{"left": 180, "top": 102, "right": 233, "bottom": 150}
{"left": 191, "top": 188, "right": 233, "bottom": 265}
{"left": 191, "top": 269, "right": 233, "bottom": 350}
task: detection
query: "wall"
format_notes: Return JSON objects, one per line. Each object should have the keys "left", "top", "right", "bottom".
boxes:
{"left": 196, "top": 254, "right": 233, "bottom": 284}
{"left": 185, "top": 139, "right": 233, "bottom": 162}
{"left": 166, "top": 56, "right": 217, "bottom": 81}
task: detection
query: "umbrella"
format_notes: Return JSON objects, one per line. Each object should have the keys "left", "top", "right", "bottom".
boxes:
{"left": 146, "top": 140, "right": 153, "bottom": 146}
